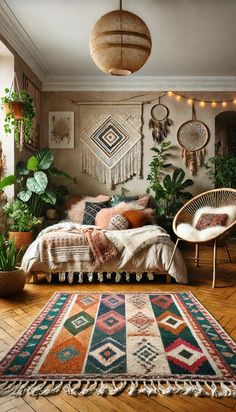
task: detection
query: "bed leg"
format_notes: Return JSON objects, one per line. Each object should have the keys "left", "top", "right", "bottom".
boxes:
{"left": 33, "top": 273, "right": 38, "bottom": 284}
{"left": 166, "top": 274, "right": 172, "bottom": 284}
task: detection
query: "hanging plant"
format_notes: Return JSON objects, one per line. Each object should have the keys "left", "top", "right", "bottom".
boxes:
{"left": 1, "top": 80, "right": 35, "bottom": 151}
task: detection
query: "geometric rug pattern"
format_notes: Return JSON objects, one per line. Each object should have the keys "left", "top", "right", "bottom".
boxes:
{"left": 0, "top": 292, "right": 235, "bottom": 397}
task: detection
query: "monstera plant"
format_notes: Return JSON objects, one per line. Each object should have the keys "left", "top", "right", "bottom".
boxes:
{"left": 0, "top": 148, "right": 75, "bottom": 217}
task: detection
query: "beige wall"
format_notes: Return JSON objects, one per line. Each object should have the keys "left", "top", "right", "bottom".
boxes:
{"left": 42, "top": 91, "right": 236, "bottom": 197}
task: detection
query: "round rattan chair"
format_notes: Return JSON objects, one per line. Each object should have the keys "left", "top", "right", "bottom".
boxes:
{"left": 167, "top": 188, "right": 236, "bottom": 288}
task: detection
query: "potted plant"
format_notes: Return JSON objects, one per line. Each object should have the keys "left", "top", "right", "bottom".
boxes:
{"left": 3, "top": 199, "right": 40, "bottom": 249}
{"left": 0, "top": 234, "right": 26, "bottom": 297}
{"left": 205, "top": 154, "right": 236, "bottom": 188}
{"left": 1, "top": 88, "right": 35, "bottom": 151}
{"left": 0, "top": 147, "right": 75, "bottom": 217}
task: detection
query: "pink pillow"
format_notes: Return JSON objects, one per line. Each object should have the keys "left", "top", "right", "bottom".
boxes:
{"left": 67, "top": 195, "right": 110, "bottom": 224}
{"left": 96, "top": 201, "right": 143, "bottom": 229}
{"left": 135, "top": 195, "right": 150, "bottom": 208}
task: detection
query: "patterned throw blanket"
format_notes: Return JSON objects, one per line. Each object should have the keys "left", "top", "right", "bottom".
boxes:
{"left": 38, "top": 224, "right": 118, "bottom": 269}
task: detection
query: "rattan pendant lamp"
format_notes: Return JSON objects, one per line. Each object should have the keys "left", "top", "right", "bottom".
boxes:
{"left": 89, "top": 0, "right": 152, "bottom": 76}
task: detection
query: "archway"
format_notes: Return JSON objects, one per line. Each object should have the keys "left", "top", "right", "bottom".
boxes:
{"left": 215, "top": 111, "right": 236, "bottom": 155}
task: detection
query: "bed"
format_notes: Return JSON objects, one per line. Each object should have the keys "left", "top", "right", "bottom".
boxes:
{"left": 21, "top": 221, "right": 188, "bottom": 284}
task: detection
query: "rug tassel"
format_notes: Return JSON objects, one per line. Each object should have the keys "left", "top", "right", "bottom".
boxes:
{"left": 128, "top": 381, "right": 139, "bottom": 396}
{"left": 64, "top": 381, "right": 82, "bottom": 396}
{"left": 106, "top": 272, "right": 112, "bottom": 279}
{"left": 41, "top": 381, "right": 63, "bottom": 396}
{"left": 126, "top": 272, "right": 130, "bottom": 282}
{"left": 46, "top": 273, "right": 52, "bottom": 283}
{"left": 59, "top": 272, "right": 66, "bottom": 282}
{"left": 30, "top": 381, "right": 48, "bottom": 397}
{"left": 96, "top": 381, "right": 110, "bottom": 396}
{"left": 138, "top": 380, "right": 157, "bottom": 396}
{"left": 109, "top": 380, "right": 127, "bottom": 395}
{"left": 80, "top": 381, "right": 98, "bottom": 396}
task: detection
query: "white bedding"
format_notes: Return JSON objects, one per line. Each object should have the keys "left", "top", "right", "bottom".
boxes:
{"left": 22, "top": 223, "right": 188, "bottom": 284}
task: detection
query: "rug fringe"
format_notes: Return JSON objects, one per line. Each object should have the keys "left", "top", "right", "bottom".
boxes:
{"left": 0, "top": 379, "right": 236, "bottom": 398}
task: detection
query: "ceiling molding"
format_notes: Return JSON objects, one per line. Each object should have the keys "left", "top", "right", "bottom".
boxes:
{"left": 0, "top": 1, "right": 51, "bottom": 82}
{"left": 43, "top": 75, "right": 236, "bottom": 92}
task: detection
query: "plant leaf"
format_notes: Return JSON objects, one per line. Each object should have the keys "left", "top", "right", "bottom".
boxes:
{"left": 26, "top": 171, "right": 48, "bottom": 194}
{"left": 48, "top": 166, "right": 73, "bottom": 180}
{"left": 35, "top": 148, "right": 53, "bottom": 170}
{"left": 27, "top": 155, "right": 39, "bottom": 171}
{"left": 17, "top": 189, "right": 32, "bottom": 202}
{"left": 0, "top": 175, "right": 17, "bottom": 191}
{"left": 40, "top": 189, "right": 56, "bottom": 205}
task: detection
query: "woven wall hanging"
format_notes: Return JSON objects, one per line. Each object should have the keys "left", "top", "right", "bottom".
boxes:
{"left": 177, "top": 103, "right": 209, "bottom": 175}
{"left": 79, "top": 103, "right": 142, "bottom": 188}
{"left": 149, "top": 97, "right": 172, "bottom": 144}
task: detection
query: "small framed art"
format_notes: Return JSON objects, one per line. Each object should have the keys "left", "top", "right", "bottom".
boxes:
{"left": 48, "top": 111, "right": 74, "bottom": 149}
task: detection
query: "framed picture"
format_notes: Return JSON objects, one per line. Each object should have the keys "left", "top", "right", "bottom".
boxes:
{"left": 48, "top": 111, "right": 74, "bottom": 149}
{"left": 22, "top": 74, "right": 41, "bottom": 151}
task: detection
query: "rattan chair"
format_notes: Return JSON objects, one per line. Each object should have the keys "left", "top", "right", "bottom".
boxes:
{"left": 167, "top": 188, "right": 236, "bottom": 288}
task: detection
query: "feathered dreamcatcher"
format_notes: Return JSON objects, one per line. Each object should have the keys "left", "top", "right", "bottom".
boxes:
{"left": 149, "top": 97, "right": 172, "bottom": 144}
{"left": 177, "top": 103, "right": 209, "bottom": 175}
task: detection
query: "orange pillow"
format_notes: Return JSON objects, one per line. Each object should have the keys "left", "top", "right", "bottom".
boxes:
{"left": 122, "top": 210, "right": 151, "bottom": 228}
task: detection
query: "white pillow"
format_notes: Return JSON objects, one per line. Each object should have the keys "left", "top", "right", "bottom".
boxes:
{"left": 193, "top": 206, "right": 236, "bottom": 228}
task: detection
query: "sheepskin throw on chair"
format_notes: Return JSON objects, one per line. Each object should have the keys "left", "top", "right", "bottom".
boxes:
{"left": 79, "top": 103, "right": 142, "bottom": 188}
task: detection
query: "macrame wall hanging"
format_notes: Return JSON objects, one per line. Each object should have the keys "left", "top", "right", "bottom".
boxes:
{"left": 79, "top": 103, "right": 142, "bottom": 189}
{"left": 149, "top": 97, "right": 172, "bottom": 144}
{"left": 177, "top": 103, "right": 209, "bottom": 175}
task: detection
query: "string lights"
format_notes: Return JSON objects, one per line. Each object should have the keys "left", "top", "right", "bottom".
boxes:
{"left": 164, "top": 90, "right": 236, "bottom": 108}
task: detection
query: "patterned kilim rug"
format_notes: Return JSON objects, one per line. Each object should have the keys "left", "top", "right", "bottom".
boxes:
{"left": 0, "top": 292, "right": 235, "bottom": 398}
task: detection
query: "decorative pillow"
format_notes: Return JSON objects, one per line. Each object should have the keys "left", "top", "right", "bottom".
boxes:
{"left": 195, "top": 213, "right": 228, "bottom": 231}
{"left": 135, "top": 195, "right": 151, "bottom": 208}
{"left": 111, "top": 194, "right": 139, "bottom": 207}
{"left": 122, "top": 210, "right": 151, "bottom": 228}
{"left": 193, "top": 206, "right": 236, "bottom": 228}
{"left": 82, "top": 200, "right": 111, "bottom": 225}
{"left": 108, "top": 214, "right": 130, "bottom": 230}
{"left": 95, "top": 201, "right": 144, "bottom": 229}
{"left": 67, "top": 195, "right": 110, "bottom": 223}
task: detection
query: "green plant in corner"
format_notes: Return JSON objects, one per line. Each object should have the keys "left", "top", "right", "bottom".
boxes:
{"left": 0, "top": 147, "right": 75, "bottom": 217}
{"left": 1, "top": 88, "right": 35, "bottom": 150}
{"left": 205, "top": 154, "right": 236, "bottom": 188}
{"left": 0, "top": 234, "right": 21, "bottom": 271}
{"left": 147, "top": 141, "right": 172, "bottom": 187}
{"left": 3, "top": 200, "right": 40, "bottom": 232}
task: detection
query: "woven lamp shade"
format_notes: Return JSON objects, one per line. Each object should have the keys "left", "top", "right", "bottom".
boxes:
{"left": 89, "top": 10, "right": 152, "bottom": 76}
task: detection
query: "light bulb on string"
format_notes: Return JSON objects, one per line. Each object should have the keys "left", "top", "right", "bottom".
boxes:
{"left": 168, "top": 91, "right": 173, "bottom": 97}
{"left": 187, "top": 99, "right": 193, "bottom": 105}
{"left": 222, "top": 101, "right": 227, "bottom": 107}
{"left": 176, "top": 95, "right": 181, "bottom": 101}
{"left": 211, "top": 101, "right": 217, "bottom": 108}
{"left": 199, "top": 101, "right": 205, "bottom": 107}
{"left": 233, "top": 100, "right": 236, "bottom": 105}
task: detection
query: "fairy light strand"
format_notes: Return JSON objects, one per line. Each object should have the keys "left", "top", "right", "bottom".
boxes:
{"left": 165, "top": 90, "right": 236, "bottom": 107}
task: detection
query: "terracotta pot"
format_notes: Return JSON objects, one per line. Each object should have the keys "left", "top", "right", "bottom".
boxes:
{"left": 0, "top": 269, "right": 26, "bottom": 298}
{"left": 3, "top": 101, "right": 24, "bottom": 120}
{"left": 9, "top": 231, "right": 33, "bottom": 250}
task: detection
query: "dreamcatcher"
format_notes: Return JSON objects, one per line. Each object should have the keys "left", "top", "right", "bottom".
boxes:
{"left": 149, "top": 97, "right": 172, "bottom": 144}
{"left": 177, "top": 103, "right": 209, "bottom": 175}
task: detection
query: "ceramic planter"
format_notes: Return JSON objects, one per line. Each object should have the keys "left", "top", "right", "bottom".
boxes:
{"left": 9, "top": 231, "right": 33, "bottom": 250}
{"left": 3, "top": 101, "right": 24, "bottom": 120}
{"left": 0, "top": 269, "right": 26, "bottom": 297}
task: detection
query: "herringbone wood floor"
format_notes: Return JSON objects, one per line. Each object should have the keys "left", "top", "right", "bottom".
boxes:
{"left": 0, "top": 243, "right": 236, "bottom": 412}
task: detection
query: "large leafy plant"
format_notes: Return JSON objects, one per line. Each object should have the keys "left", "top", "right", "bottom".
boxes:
{"left": 0, "top": 148, "right": 74, "bottom": 217}
{"left": 3, "top": 200, "right": 40, "bottom": 232}
{"left": 205, "top": 154, "right": 236, "bottom": 188}
{"left": 147, "top": 141, "right": 172, "bottom": 185}
{"left": 0, "top": 234, "right": 21, "bottom": 271}
{"left": 151, "top": 168, "right": 194, "bottom": 217}
{"left": 1, "top": 88, "right": 35, "bottom": 150}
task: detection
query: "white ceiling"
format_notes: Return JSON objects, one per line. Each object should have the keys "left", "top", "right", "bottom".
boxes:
{"left": 1, "top": 0, "right": 236, "bottom": 90}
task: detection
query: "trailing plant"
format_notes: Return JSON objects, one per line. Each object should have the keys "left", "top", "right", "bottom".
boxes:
{"left": 0, "top": 147, "right": 75, "bottom": 217}
{"left": 205, "top": 154, "right": 236, "bottom": 188}
{"left": 3, "top": 199, "right": 40, "bottom": 232}
{"left": 0, "top": 234, "right": 21, "bottom": 271}
{"left": 1, "top": 88, "right": 35, "bottom": 150}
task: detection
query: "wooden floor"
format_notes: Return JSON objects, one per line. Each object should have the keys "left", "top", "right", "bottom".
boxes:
{"left": 0, "top": 243, "right": 236, "bottom": 412}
